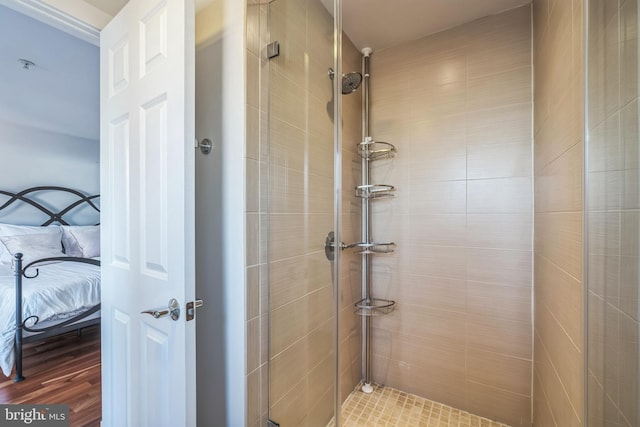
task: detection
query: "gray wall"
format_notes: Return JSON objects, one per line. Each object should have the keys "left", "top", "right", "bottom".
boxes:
{"left": 0, "top": 120, "right": 99, "bottom": 190}
{"left": 195, "top": 37, "right": 226, "bottom": 425}
{"left": 0, "top": 4, "right": 99, "bottom": 223}
{"left": 0, "top": 118, "right": 99, "bottom": 225}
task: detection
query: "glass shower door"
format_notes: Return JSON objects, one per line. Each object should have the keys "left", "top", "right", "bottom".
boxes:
{"left": 267, "top": 0, "right": 339, "bottom": 425}
{"left": 586, "top": 1, "right": 639, "bottom": 425}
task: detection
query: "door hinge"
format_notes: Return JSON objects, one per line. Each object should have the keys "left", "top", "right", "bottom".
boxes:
{"left": 267, "top": 41, "right": 280, "bottom": 59}
{"left": 186, "top": 299, "right": 204, "bottom": 321}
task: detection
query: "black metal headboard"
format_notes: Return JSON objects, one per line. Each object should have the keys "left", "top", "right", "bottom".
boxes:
{"left": 0, "top": 186, "right": 100, "bottom": 226}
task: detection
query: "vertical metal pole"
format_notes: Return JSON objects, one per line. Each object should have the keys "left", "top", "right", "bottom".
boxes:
{"left": 14, "top": 253, "right": 24, "bottom": 382}
{"left": 363, "top": 54, "right": 370, "bottom": 140}
{"left": 361, "top": 52, "right": 373, "bottom": 392}
{"left": 333, "top": 0, "right": 343, "bottom": 423}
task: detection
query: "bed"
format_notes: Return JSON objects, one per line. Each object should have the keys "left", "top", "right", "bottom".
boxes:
{"left": 0, "top": 186, "right": 101, "bottom": 382}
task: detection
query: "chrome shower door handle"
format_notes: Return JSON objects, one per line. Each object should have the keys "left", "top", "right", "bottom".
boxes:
{"left": 325, "top": 231, "right": 337, "bottom": 261}
{"left": 141, "top": 298, "right": 180, "bottom": 321}
{"left": 325, "top": 231, "right": 354, "bottom": 261}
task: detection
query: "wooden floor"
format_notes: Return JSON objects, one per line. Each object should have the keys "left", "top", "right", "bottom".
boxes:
{"left": 0, "top": 326, "right": 101, "bottom": 427}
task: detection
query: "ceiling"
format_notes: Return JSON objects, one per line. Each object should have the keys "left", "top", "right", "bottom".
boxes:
{"left": 325, "top": 0, "right": 532, "bottom": 51}
{"left": 81, "top": 0, "right": 212, "bottom": 20}
{"left": 0, "top": 4, "right": 99, "bottom": 140}
{"left": 82, "top": 0, "right": 128, "bottom": 17}
{"left": 84, "top": 0, "right": 532, "bottom": 51}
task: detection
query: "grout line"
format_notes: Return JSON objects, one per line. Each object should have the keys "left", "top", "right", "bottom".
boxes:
{"left": 335, "top": 383, "right": 512, "bottom": 427}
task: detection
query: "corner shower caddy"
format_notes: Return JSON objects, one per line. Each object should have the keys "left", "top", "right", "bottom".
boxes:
{"left": 351, "top": 137, "right": 397, "bottom": 317}
{"left": 351, "top": 48, "right": 397, "bottom": 394}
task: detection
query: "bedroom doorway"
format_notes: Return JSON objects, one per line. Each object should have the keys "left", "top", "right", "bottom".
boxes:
{"left": 0, "top": 3, "right": 101, "bottom": 425}
{"left": 1, "top": 0, "right": 203, "bottom": 425}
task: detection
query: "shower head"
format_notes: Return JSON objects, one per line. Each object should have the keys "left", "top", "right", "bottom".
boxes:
{"left": 328, "top": 68, "right": 362, "bottom": 95}
{"left": 341, "top": 72, "right": 362, "bottom": 94}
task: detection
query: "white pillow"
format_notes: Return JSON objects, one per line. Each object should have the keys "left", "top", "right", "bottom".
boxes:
{"left": 0, "top": 224, "right": 61, "bottom": 265}
{"left": 61, "top": 225, "right": 100, "bottom": 258}
{"left": 0, "top": 233, "right": 65, "bottom": 268}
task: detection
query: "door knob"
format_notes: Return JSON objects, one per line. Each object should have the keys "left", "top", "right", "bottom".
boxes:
{"left": 141, "top": 298, "right": 180, "bottom": 321}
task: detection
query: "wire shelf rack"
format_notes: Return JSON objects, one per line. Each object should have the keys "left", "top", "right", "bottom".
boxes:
{"left": 355, "top": 298, "right": 396, "bottom": 316}
{"left": 355, "top": 184, "right": 396, "bottom": 199}
{"left": 358, "top": 138, "right": 397, "bottom": 161}
{"left": 342, "top": 241, "right": 396, "bottom": 254}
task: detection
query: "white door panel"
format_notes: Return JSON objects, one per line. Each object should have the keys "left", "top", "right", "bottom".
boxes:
{"left": 100, "top": 0, "right": 195, "bottom": 426}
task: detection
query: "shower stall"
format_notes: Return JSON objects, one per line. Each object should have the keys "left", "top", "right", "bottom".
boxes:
{"left": 244, "top": 0, "right": 640, "bottom": 426}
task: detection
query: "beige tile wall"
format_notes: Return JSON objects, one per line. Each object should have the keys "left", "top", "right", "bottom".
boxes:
{"left": 586, "top": 1, "right": 639, "bottom": 426}
{"left": 532, "top": 0, "right": 585, "bottom": 426}
{"left": 245, "top": 0, "right": 363, "bottom": 425}
{"left": 367, "top": 6, "right": 533, "bottom": 427}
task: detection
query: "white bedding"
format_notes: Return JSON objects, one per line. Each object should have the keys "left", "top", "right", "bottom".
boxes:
{"left": 0, "top": 259, "right": 100, "bottom": 377}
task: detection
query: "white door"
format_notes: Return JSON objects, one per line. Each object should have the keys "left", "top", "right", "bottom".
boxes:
{"left": 99, "top": 0, "right": 196, "bottom": 426}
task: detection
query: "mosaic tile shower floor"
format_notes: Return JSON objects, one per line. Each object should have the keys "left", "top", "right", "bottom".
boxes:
{"left": 328, "top": 384, "right": 511, "bottom": 427}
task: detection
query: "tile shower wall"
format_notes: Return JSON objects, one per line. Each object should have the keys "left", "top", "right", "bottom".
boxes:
{"left": 367, "top": 6, "right": 533, "bottom": 427}
{"left": 532, "top": 0, "right": 585, "bottom": 426}
{"left": 586, "top": 0, "right": 639, "bottom": 426}
{"left": 245, "top": 0, "right": 363, "bottom": 425}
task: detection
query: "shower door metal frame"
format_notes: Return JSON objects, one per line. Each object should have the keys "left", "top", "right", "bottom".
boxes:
{"left": 333, "top": 0, "right": 344, "bottom": 425}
